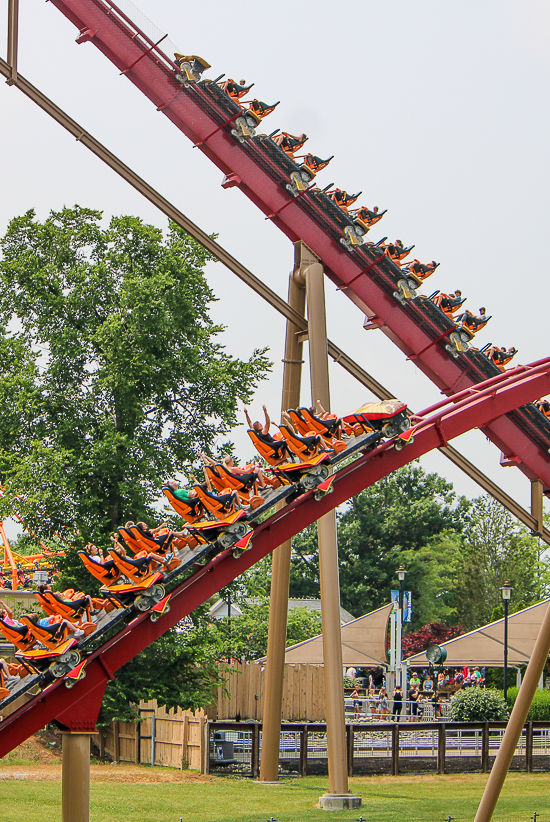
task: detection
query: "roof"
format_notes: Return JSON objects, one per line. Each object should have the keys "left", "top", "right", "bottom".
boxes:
{"left": 258, "top": 602, "right": 393, "bottom": 666}
{"left": 405, "top": 599, "right": 550, "bottom": 667}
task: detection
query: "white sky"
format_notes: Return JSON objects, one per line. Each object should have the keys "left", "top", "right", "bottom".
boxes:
{"left": 1, "top": 0, "right": 549, "bottom": 538}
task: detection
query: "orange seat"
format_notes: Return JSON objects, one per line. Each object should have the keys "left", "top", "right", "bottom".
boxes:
{"left": 162, "top": 486, "right": 204, "bottom": 523}
{"left": 34, "top": 590, "right": 90, "bottom": 624}
{"left": 278, "top": 425, "right": 323, "bottom": 463}
{"left": 247, "top": 430, "right": 290, "bottom": 466}
{"left": 214, "top": 464, "right": 264, "bottom": 508}
{"left": 0, "top": 618, "right": 35, "bottom": 653}
{"left": 78, "top": 551, "right": 122, "bottom": 586}
{"left": 191, "top": 485, "right": 241, "bottom": 521}
{"left": 19, "top": 615, "right": 76, "bottom": 652}
{"left": 106, "top": 549, "right": 163, "bottom": 585}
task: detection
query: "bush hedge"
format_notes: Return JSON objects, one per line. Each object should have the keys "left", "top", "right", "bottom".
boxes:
{"left": 449, "top": 688, "right": 508, "bottom": 722}
{"left": 505, "top": 687, "right": 550, "bottom": 721}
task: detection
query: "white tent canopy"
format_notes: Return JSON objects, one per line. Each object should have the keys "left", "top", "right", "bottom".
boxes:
{"left": 262, "top": 603, "right": 394, "bottom": 666}
{"left": 405, "top": 599, "right": 550, "bottom": 668}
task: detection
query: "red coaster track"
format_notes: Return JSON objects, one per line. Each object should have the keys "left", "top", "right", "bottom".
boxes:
{"left": 44, "top": 0, "right": 550, "bottom": 491}
{"left": 1, "top": 359, "right": 549, "bottom": 751}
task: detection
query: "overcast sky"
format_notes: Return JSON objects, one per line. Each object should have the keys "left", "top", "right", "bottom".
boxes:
{"left": 1, "top": 0, "right": 549, "bottom": 539}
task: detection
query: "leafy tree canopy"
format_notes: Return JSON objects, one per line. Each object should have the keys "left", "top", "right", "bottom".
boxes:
{"left": 289, "top": 463, "right": 469, "bottom": 624}
{"left": 200, "top": 600, "right": 322, "bottom": 662}
{"left": 0, "top": 207, "right": 270, "bottom": 558}
{"left": 454, "top": 497, "right": 548, "bottom": 630}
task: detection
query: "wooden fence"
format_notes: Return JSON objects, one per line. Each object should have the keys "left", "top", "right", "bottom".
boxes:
{"left": 94, "top": 701, "right": 212, "bottom": 771}
{"left": 216, "top": 662, "right": 326, "bottom": 722}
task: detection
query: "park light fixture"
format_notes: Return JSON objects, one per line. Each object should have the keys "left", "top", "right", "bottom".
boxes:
{"left": 397, "top": 566, "right": 406, "bottom": 582}
{"left": 500, "top": 581, "right": 513, "bottom": 701}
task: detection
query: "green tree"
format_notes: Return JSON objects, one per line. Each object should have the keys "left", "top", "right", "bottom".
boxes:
{"left": 449, "top": 688, "right": 508, "bottom": 722}
{"left": 0, "top": 206, "right": 270, "bottom": 556}
{"left": 289, "top": 463, "right": 469, "bottom": 623}
{"left": 454, "top": 496, "right": 548, "bottom": 630}
{"left": 98, "top": 621, "right": 222, "bottom": 726}
{"left": 203, "top": 600, "right": 322, "bottom": 661}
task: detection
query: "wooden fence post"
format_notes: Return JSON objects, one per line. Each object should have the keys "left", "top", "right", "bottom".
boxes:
{"left": 114, "top": 721, "right": 120, "bottom": 763}
{"left": 134, "top": 720, "right": 140, "bottom": 764}
{"left": 299, "top": 724, "right": 308, "bottom": 777}
{"left": 437, "top": 723, "right": 446, "bottom": 775}
{"left": 391, "top": 724, "right": 399, "bottom": 776}
{"left": 526, "top": 722, "right": 533, "bottom": 773}
{"left": 481, "top": 723, "right": 489, "bottom": 773}
{"left": 200, "top": 717, "right": 208, "bottom": 775}
{"left": 251, "top": 723, "right": 261, "bottom": 778}
{"left": 182, "top": 714, "right": 189, "bottom": 770}
{"left": 347, "top": 725, "right": 354, "bottom": 777}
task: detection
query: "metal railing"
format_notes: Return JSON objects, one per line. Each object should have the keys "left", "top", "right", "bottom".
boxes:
{"left": 207, "top": 721, "right": 550, "bottom": 777}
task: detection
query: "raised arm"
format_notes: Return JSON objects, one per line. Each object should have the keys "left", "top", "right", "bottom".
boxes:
{"left": 262, "top": 404, "right": 270, "bottom": 434}
{"left": 243, "top": 407, "right": 253, "bottom": 429}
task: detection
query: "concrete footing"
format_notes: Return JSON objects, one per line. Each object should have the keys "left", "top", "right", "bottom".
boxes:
{"left": 319, "top": 792, "right": 362, "bottom": 811}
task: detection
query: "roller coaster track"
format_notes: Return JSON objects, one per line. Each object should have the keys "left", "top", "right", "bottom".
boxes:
{"left": 1, "top": 57, "right": 549, "bottom": 544}
{"left": 1, "top": 359, "right": 550, "bottom": 752}
{"left": 37, "top": 0, "right": 550, "bottom": 493}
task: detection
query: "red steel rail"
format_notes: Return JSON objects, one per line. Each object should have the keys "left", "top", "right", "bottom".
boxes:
{"left": 1, "top": 359, "right": 549, "bottom": 752}
{"left": 46, "top": 0, "right": 550, "bottom": 492}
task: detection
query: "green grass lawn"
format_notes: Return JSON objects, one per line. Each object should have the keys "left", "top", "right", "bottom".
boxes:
{"left": 0, "top": 770, "right": 549, "bottom": 822}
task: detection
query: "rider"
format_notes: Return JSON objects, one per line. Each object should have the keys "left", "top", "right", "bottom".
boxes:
{"left": 272, "top": 132, "right": 308, "bottom": 157}
{"left": 457, "top": 306, "right": 488, "bottom": 331}
{"left": 244, "top": 405, "right": 290, "bottom": 464}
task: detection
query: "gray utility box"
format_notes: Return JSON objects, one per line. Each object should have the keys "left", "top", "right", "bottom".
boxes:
{"left": 210, "top": 731, "right": 235, "bottom": 765}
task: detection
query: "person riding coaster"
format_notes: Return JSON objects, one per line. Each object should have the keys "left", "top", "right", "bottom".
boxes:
{"left": 0, "top": 658, "right": 24, "bottom": 700}
{"left": 329, "top": 188, "right": 362, "bottom": 212}
{"left": 217, "top": 78, "right": 254, "bottom": 101}
{"left": 349, "top": 205, "right": 387, "bottom": 230}
{"left": 199, "top": 457, "right": 270, "bottom": 508}
{"left": 456, "top": 307, "right": 491, "bottom": 334}
{"left": 431, "top": 290, "right": 466, "bottom": 318}
{"left": 343, "top": 400, "right": 410, "bottom": 439}
{"left": 33, "top": 586, "right": 107, "bottom": 625}
{"left": 285, "top": 401, "right": 351, "bottom": 445}
{"left": 385, "top": 239, "right": 414, "bottom": 265}
{"left": 485, "top": 345, "right": 518, "bottom": 372}
{"left": 272, "top": 132, "right": 308, "bottom": 157}
{"left": 244, "top": 405, "right": 292, "bottom": 466}
{"left": 403, "top": 259, "right": 439, "bottom": 285}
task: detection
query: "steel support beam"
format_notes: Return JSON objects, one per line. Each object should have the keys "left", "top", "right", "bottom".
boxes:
{"left": 6, "top": 0, "right": 18, "bottom": 85}
{"left": 62, "top": 732, "right": 91, "bottom": 822}
{"left": 474, "top": 601, "right": 550, "bottom": 822}
{"left": 306, "top": 262, "right": 360, "bottom": 808}
{"left": 259, "top": 246, "right": 307, "bottom": 783}
{"left": 1, "top": 56, "right": 547, "bottom": 545}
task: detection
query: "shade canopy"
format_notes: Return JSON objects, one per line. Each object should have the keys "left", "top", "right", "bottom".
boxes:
{"left": 405, "top": 599, "right": 550, "bottom": 668}
{"left": 270, "top": 603, "right": 394, "bottom": 666}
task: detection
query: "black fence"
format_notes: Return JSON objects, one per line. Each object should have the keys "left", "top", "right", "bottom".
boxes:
{"left": 207, "top": 721, "right": 550, "bottom": 777}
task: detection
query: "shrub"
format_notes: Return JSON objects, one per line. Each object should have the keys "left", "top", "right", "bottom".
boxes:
{"left": 449, "top": 688, "right": 508, "bottom": 722}
{"left": 505, "top": 687, "right": 550, "bottom": 721}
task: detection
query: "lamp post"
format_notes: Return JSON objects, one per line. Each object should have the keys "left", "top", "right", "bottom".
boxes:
{"left": 396, "top": 566, "right": 406, "bottom": 687}
{"left": 501, "top": 582, "right": 513, "bottom": 701}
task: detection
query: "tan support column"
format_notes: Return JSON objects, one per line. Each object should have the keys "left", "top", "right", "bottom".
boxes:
{"left": 62, "top": 731, "right": 91, "bottom": 822}
{"left": 306, "top": 262, "right": 361, "bottom": 811}
{"left": 258, "top": 244, "right": 307, "bottom": 783}
{"left": 7, "top": 0, "right": 19, "bottom": 85}
{"left": 531, "top": 479, "right": 544, "bottom": 536}
{"left": 474, "top": 601, "right": 550, "bottom": 822}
